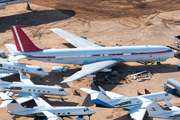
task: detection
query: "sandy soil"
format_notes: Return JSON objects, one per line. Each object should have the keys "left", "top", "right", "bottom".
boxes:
{"left": 1, "top": 1, "right": 180, "bottom": 120}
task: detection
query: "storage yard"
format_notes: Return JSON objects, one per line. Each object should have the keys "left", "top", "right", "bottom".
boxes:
{"left": 1, "top": 0, "right": 180, "bottom": 120}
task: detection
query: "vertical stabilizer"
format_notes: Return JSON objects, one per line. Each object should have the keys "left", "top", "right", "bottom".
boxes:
{"left": 11, "top": 26, "right": 42, "bottom": 52}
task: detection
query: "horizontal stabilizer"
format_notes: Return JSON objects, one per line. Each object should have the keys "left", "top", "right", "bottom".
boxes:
{"left": 5, "top": 44, "right": 17, "bottom": 54}
{"left": 165, "top": 99, "right": 180, "bottom": 111}
{"left": 9, "top": 55, "right": 28, "bottom": 61}
{"left": 146, "top": 101, "right": 165, "bottom": 116}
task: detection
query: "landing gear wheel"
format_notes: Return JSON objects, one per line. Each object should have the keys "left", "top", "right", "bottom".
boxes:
{"left": 157, "top": 62, "right": 161, "bottom": 65}
{"left": 27, "top": 4, "right": 31, "bottom": 10}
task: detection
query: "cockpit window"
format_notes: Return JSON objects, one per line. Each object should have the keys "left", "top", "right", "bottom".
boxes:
{"left": 167, "top": 49, "right": 173, "bottom": 52}
{"left": 59, "top": 89, "right": 64, "bottom": 92}
{"left": 37, "top": 68, "right": 43, "bottom": 71}
{"left": 118, "top": 101, "right": 131, "bottom": 106}
{"left": 84, "top": 108, "right": 89, "bottom": 112}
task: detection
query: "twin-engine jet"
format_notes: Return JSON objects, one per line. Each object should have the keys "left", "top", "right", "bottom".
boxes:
{"left": 0, "top": 92, "right": 95, "bottom": 120}
{"left": 80, "top": 86, "right": 174, "bottom": 120}
{"left": 146, "top": 99, "right": 180, "bottom": 119}
{"left": 0, "top": 59, "right": 48, "bottom": 78}
{"left": 0, "top": 0, "right": 33, "bottom": 10}
{"left": 5, "top": 26, "right": 174, "bottom": 83}
{"left": 0, "top": 70, "right": 70, "bottom": 104}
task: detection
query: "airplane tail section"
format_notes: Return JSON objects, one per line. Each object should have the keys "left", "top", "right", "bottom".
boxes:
{"left": 80, "top": 88, "right": 114, "bottom": 108}
{"left": 146, "top": 101, "right": 166, "bottom": 116}
{"left": 0, "top": 92, "right": 26, "bottom": 112}
{"left": 11, "top": 26, "right": 42, "bottom": 52}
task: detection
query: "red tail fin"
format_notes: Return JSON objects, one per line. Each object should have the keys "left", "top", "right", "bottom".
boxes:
{"left": 11, "top": 26, "right": 42, "bottom": 52}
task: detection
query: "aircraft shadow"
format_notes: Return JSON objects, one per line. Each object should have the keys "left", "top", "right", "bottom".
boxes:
{"left": 87, "top": 62, "right": 180, "bottom": 92}
{"left": 0, "top": 9, "right": 75, "bottom": 33}
{"left": 81, "top": 95, "right": 94, "bottom": 107}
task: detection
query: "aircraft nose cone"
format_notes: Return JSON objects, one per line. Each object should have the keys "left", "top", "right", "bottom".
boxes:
{"left": 64, "top": 91, "right": 71, "bottom": 95}
{"left": 88, "top": 109, "right": 96, "bottom": 114}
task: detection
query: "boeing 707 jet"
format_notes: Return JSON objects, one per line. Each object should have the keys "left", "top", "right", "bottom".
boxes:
{"left": 5, "top": 26, "right": 174, "bottom": 83}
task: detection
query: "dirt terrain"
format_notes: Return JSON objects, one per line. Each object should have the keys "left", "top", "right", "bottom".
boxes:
{"left": 1, "top": 0, "right": 180, "bottom": 120}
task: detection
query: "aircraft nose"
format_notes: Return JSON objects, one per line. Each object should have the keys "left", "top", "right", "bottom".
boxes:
{"left": 64, "top": 91, "right": 71, "bottom": 95}
{"left": 88, "top": 109, "right": 96, "bottom": 115}
{"left": 43, "top": 71, "right": 49, "bottom": 76}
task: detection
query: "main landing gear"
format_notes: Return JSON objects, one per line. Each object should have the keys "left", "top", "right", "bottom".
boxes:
{"left": 27, "top": 2, "right": 32, "bottom": 10}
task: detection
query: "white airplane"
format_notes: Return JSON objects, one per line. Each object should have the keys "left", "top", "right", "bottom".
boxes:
{"left": 0, "top": 69, "right": 70, "bottom": 104}
{"left": 0, "top": 92, "right": 96, "bottom": 120}
{"left": 146, "top": 99, "right": 180, "bottom": 119}
{"left": 0, "top": 0, "right": 33, "bottom": 10}
{"left": 5, "top": 26, "right": 174, "bottom": 83}
{"left": 0, "top": 59, "right": 49, "bottom": 78}
{"left": 80, "top": 86, "right": 174, "bottom": 120}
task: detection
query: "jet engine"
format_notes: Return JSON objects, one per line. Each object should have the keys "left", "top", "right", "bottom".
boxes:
{"left": 0, "top": 3, "right": 6, "bottom": 10}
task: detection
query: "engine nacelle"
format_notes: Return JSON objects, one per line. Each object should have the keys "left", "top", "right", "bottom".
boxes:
{"left": 86, "top": 74, "right": 96, "bottom": 78}
{"left": 0, "top": 3, "right": 6, "bottom": 10}
{"left": 100, "top": 68, "right": 112, "bottom": 72}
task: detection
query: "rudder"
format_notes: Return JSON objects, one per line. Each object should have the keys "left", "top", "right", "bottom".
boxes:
{"left": 11, "top": 26, "right": 42, "bottom": 52}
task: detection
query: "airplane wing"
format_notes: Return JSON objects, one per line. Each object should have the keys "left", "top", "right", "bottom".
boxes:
{"left": 165, "top": 99, "right": 180, "bottom": 111}
{"left": 31, "top": 92, "right": 53, "bottom": 108}
{"left": 0, "top": 92, "right": 14, "bottom": 108}
{"left": 0, "top": 71, "right": 17, "bottom": 78}
{"left": 16, "top": 95, "right": 33, "bottom": 104}
{"left": 50, "top": 28, "right": 102, "bottom": 48}
{"left": 42, "top": 111, "right": 63, "bottom": 120}
{"left": 129, "top": 107, "right": 147, "bottom": 120}
{"left": 61, "top": 60, "right": 119, "bottom": 83}
{"left": 18, "top": 69, "right": 34, "bottom": 85}
{"left": 128, "top": 96, "right": 153, "bottom": 120}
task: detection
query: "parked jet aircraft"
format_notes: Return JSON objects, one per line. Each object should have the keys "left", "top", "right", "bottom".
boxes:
{"left": 0, "top": 69, "right": 70, "bottom": 104}
{"left": 0, "top": 59, "right": 48, "bottom": 78}
{"left": 146, "top": 99, "right": 180, "bottom": 119}
{"left": 80, "top": 86, "right": 174, "bottom": 120}
{"left": 0, "top": 92, "right": 95, "bottom": 120}
{"left": 0, "top": 0, "right": 33, "bottom": 10}
{"left": 5, "top": 26, "right": 174, "bottom": 83}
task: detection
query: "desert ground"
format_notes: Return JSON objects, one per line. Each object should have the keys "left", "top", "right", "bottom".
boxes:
{"left": 1, "top": 0, "right": 180, "bottom": 120}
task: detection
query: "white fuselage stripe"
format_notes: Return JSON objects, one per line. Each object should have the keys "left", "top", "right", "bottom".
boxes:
{"left": 13, "top": 26, "right": 24, "bottom": 52}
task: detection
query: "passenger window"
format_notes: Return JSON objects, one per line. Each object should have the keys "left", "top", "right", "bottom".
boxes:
{"left": 38, "top": 90, "right": 40, "bottom": 92}
{"left": 43, "top": 91, "right": 45, "bottom": 92}
{"left": 68, "top": 112, "right": 70, "bottom": 114}
{"left": 28, "top": 89, "right": 31, "bottom": 91}
{"left": 13, "top": 67, "right": 16, "bottom": 69}
{"left": 22, "top": 69, "right": 24, "bottom": 71}
{"left": 0, "top": 64, "right": 2, "bottom": 67}
{"left": 33, "top": 90, "right": 36, "bottom": 92}
{"left": 48, "top": 91, "right": 50, "bottom": 93}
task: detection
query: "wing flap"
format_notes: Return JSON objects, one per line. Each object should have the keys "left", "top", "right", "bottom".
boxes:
{"left": 51, "top": 28, "right": 102, "bottom": 48}
{"left": 18, "top": 69, "right": 34, "bottom": 85}
{"left": 42, "top": 111, "right": 63, "bottom": 120}
{"left": 61, "top": 60, "right": 119, "bottom": 83}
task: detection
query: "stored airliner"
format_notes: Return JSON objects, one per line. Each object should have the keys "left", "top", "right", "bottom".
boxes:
{"left": 0, "top": 59, "right": 48, "bottom": 78}
{"left": 80, "top": 86, "right": 174, "bottom": 120}
{"left": 0, "top": 69, "right": 70, "bottom": 104}
{"left": 0, "top": 91, "right": 95, "bottom": 120}
{"left": 5, "top": 26, "right": 174, "bottom": 83}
